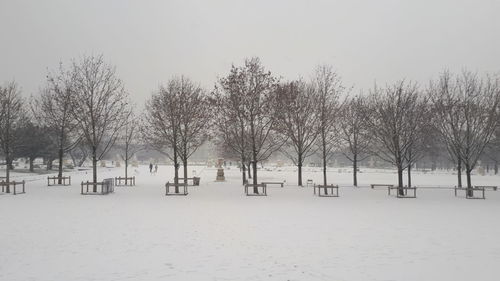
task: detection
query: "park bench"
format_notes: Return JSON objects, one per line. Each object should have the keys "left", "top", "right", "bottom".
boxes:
{"left": 165, "top": 182, "right": 188, "bottom": 195}
{"left": 262, "top": 181, "right": 284, "bottom": 188}
{"left": 245, "top": 183, "right": 267, "bottom": 196}
{"left": 475, "top": 185, "right": 497, "bottom": 191}
{"left": 174, "top": 177, "right": 201, "bottom": 186}
{"left": 115, "top": 176, "right": 135, "bottom": 186}
{"left": 47, "top": 176, "right": 71, "bottom": 186}
{"left": 306, "top": 179, "right": 314, "bottom": 187}
{"left": 388, "top": 186, "right": 417, "bottom": 198}
{"left": 0, "top": 180, "right": 26, "bottom": 195}
{"left": 454, "top": 186, "right": 485, "bottom": 199}
{"left": 371, "top": 184, "right": 394, "bottom": 189}
{"left": 81, "top": 178, "right": 114, "bottom": 195}
{"left": 313, "top": 184, "right": 339, "bottom": 197}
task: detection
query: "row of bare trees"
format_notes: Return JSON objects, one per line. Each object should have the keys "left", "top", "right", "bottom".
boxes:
{"left": 0, "top": 55, "right": 139, "bottom": 192}
{"left": 2, "top": 55, "right": 499, "bottom": 197}
{"left": 210, "top": 58, "right": 500, "bottom": 197}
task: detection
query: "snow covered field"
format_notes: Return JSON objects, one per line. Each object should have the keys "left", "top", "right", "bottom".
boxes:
{"left": 1, "top": 165, "right": 500, "bottom": 281}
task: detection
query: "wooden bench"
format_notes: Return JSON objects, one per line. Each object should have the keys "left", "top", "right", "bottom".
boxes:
{"left": 371, "top": 184, "right": 393, "bottom": 189}
{"left": 165, "top": 182, "right": 188, "bottom": 195}
{"left": 262, "top": 181, "right": 284, "bottom": 188}
{"left": 245, "top": 183, "right": 267, "bottom": 196}
{"left": 115, "top": 176, "right": 135, "bottom": 186}
{"left": 306, "top": 179, "right": 314, "bottom": 187}
{"left": 388, "top": 186, "right": 417, "bottom": 198}
{"left": 454, "top": 186, "right": 485, "bottom": 199}
{"left": 174, "top": 177, "right": 200, "bottom": 186}
{"left": 0, "top": 180, "right": 26, "bottom": 195}
{"left": 313, "top": 184, "right": 339, "bottom": 197}
{"left": 475, "top": 185, "right": 497, "bottom": 191}
{"left": 81, "top": 178, "right": 114, "bottom": 195}
{"left": 47, "top": 176, "right": 71, "bottom": 186}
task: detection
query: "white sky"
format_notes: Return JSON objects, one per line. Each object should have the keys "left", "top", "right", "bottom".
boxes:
{"left": 1, "top": 0, "right": 499, "bottom": 105}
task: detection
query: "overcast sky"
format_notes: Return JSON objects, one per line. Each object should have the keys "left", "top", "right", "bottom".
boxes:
{"left": 1, "top": 0, "right": 499, "bottom": 105}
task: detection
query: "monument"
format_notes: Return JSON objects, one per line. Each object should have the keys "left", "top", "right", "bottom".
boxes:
{"left": 216, "top": 158, "right": 225, "bottom": 181}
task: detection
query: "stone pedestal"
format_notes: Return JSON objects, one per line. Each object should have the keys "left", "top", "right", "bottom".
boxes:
{"left": 216, "top": 168, "right": 225, "bottom": 181}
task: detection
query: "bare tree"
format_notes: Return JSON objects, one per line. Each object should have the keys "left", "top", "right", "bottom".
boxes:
{"left": 338, "top": 95, "right": 371, "bottom": 186}
{"left": 176, "top": 77, "right": 213, "bottom": 182}
{"left": 211, "top": 91, "right": 252, "bottom": 185}
{"left": 214, "top": 58, "right": 281, "bottom": 192}
{"left": 364, "top": 81, "right": 428, "bottom": 195}
{"left": 69, "top": 55, "right": 130, "bottom": 189}
{"left": 429, "top": 70, "right": 500, "bottom": 196}
{"left": 403, "top": 98, "right": 432, "bottom": 188}
{"left": 143, "top": 79, "right": 183, "bottom": 192}
{"left": 313, "top": 65, "right": 346, "bottom": 188}
{"left": 275, "top": 80, "right": 320, "bottom": 186}
{"left": 119, "top": 113, "right": 143, "bottom": 184}
{"left": 32, "top": 63, "right": 79, "bottom": 183}
{"left": 0, "top": 81, "right": 26, "bottom": 192}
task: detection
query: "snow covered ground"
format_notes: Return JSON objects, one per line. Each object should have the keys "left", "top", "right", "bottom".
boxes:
{"left": 1, "top": 165, "right": 500, "bottom": 281}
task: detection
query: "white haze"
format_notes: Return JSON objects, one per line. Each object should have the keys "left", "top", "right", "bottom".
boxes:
{"left": 1, "top": 0, "right": 499, "bottom": 106}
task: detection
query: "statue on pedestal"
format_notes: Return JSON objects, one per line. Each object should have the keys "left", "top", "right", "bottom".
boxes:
{"left": 216, "top": 158, "right": 225, "bottom": 181}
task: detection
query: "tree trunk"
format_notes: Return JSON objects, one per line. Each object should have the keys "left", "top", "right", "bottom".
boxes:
{"left": 495, "top": 161, "right": 498, "bottom": 175}
{"left": 5, "top": 153, "right": 10, "bottom": 193}
{"left": 251, "top": 119, "right": 258, "bottom": 193}
{"left": 353, "top": 153, "right": 358, "bottom": 187}
{"left": 78, "top": 155, "right": 86, "bottom": 167}
{"left": 457, "top": 159, "right": 462, "bottom": 188}
{"left": 298, "top": 153, "right": 303, "bottom": 186}
{"left": 29, "top": 157, "right": 34, "bottom": 172}
{"left": 407, "top": 163, "right": 412, "bottom": 188}
{"left": 466, "top": 164, "right": 473, "bottom": 197}
{"left": 92, "top": 146, "right": 97, "bottom": 192}
{"left": 183, "top": 159, "right": 188, "bottom": 182}
{"left": 397, "top": 164, "right": 404, "bottom": 196}
{"left": 125, "top": 158, "right": 128, "bottom": 185}
{"left": 58, "top": 147, "right": 64, "bottom": 184}
{"left": 322, "top": 134, "right": 327, "bottom": 186}
{"left": 247, "top": 161, "right": 252, "bottom": 179}
{"left": 70, "top": 151, "right": 77, "bottom": 167}
{"left": 174, "top": 162, "right": 179, "bottom": 193}
{"left": 241, "top": 157, "right": 247, "bottom": 185}
{"left": 252, "top": 160, "right": 258, "bottom": 193}
{"left": 47, "top": 158, "right": 54, "bottom": 171}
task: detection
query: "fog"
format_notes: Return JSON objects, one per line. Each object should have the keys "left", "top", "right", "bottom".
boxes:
{"left": 1, "top": 0, "right": 499, "bottom": 105}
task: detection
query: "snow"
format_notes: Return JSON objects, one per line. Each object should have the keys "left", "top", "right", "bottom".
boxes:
{"left": 1, "top": 165, "right": 500, "bottom": 281}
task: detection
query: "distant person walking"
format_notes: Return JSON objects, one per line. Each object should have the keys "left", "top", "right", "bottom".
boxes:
{"left": 149, "top": 163, "right": 153, "bottom": 173}
{"left": 155, "top": 164, "right": 158, "bottom": 173}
